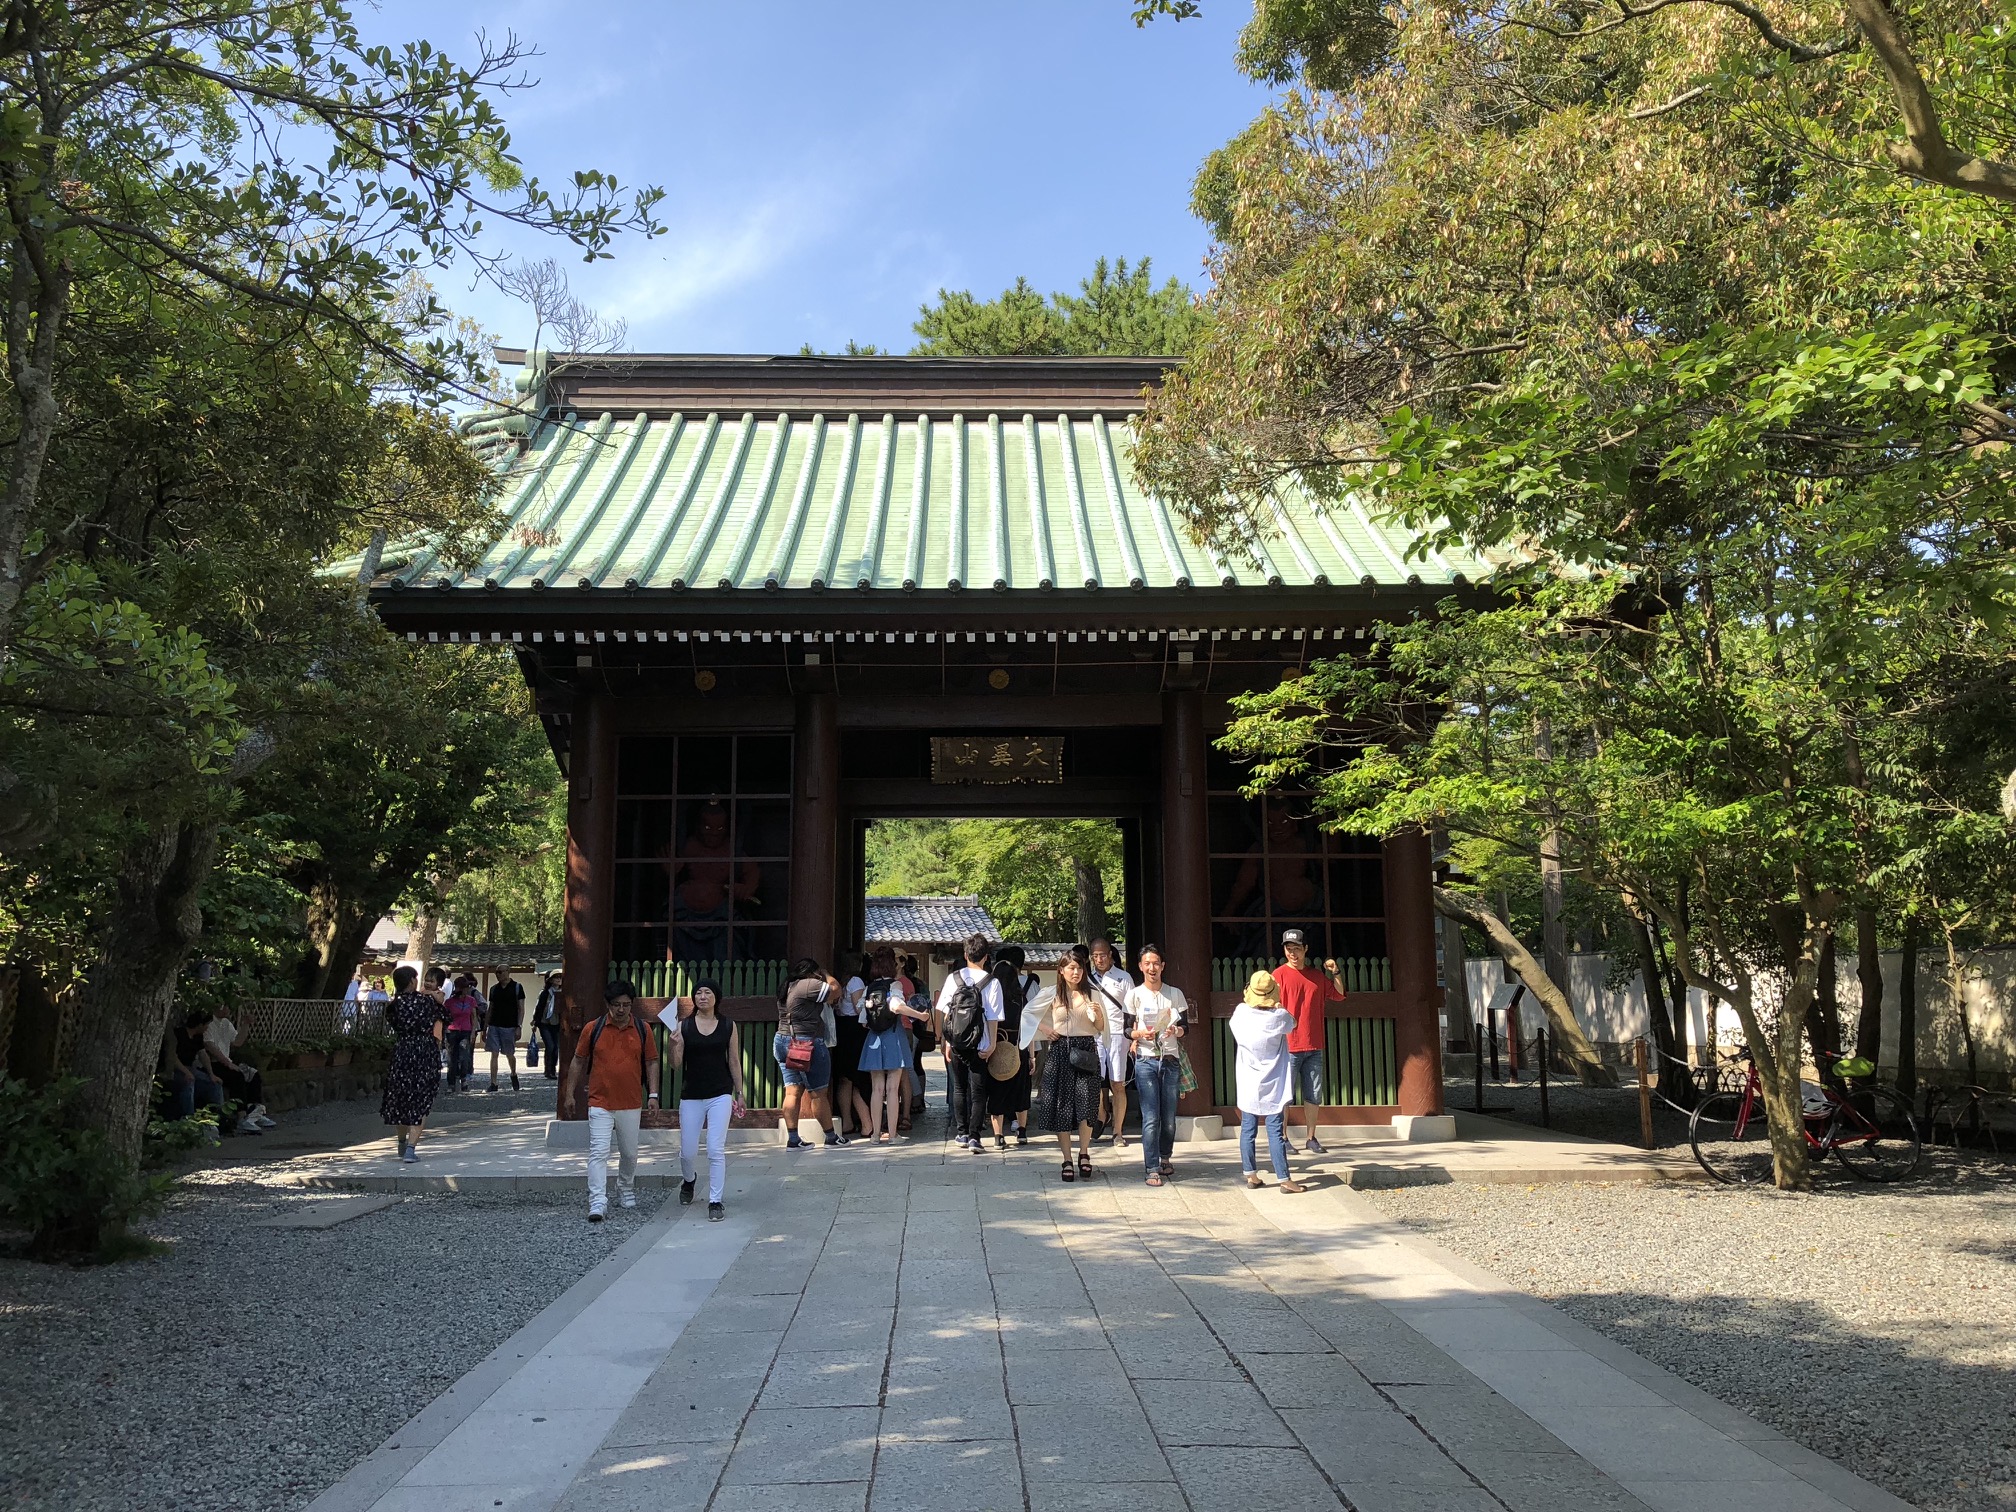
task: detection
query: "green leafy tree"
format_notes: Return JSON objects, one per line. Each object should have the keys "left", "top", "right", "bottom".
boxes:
{"left": 912, "top": 257, "right": 1206, "bottom": 357}
{"left": 867, "top": 818, "right": 1123, "bottom": 945}
{"left": 1131, "top": 0, "right": 2016, "bottom": 1184}
{"left": 440, "top": 782, "right": 569, "bottom": 947}
{"left": 0, "top": 0, "right": 662, "bottom": 655}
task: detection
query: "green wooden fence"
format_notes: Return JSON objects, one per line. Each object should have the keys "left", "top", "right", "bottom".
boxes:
{"left": 1210, "top": 1014, "right": 1399, "bottom": 1108}
{"left": 607, "top": 959, "right": 790, "bottom": 1000}
{"left": 1209, "top": 955, "right": 1391, "bottom": 992}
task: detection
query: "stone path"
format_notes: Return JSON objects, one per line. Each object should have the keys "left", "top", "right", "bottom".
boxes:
{"left": 307, "top": 1126, "right": 1911, "bottom": 1512}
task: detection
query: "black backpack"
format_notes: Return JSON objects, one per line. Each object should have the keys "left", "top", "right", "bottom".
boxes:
{"left": 941, "top": 971, "right": 987, "bottom": 1061}
{"left": 862, "top": 977, "right": 899, "bottom": 1033}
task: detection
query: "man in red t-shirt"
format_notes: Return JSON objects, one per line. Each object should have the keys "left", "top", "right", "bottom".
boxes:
{"left": 1272, "top": 930, "right": 1347, "bottom": 1154}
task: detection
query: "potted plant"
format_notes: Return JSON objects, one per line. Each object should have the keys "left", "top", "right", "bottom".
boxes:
{"left": 326, "top": 1035, "right": 354, "bottom": 1069}
{"left": 293, "top": 1040, "right": 328, "bottom": 1071}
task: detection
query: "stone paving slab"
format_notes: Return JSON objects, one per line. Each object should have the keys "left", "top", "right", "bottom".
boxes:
{"left": 307, "top": 1109, "right": 1907, "bottom": 1512}
{"left": 285, "top": 1102, "right": 1699, "bottom": 1192}
{"left": 250, "top": 1193, "right": 401, "bottom": 1227}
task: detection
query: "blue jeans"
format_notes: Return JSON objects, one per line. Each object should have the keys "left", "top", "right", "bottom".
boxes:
{"left": 444, "top": 1030, "right": 474, "bottom": 1085}
{"left": 1133, "top": 1056, "right": 1181, "bottom": 1172}
{"left": 1290, "top": 1049, "right": 1325, "bottom": 1106}
{"left": 774, "top": 1031, "right": 831, "bottom": 1092}
{"left": 1240, "top": 1111, "right": 1291, "bottom": 1180}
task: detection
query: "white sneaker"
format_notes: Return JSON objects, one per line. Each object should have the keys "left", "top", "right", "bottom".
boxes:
{"left": 252, "top": 1108, "right": 276, "bottom": 1128}
{"left": 619, "top": 1191, "right": 637, "bottom": 1209}
{"left": 235, "top": 1116, "right": 262, "bottom": 1135}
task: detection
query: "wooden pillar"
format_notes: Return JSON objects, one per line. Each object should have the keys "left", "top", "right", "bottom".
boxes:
{"left": 788, "top": 691, "right": 840, "bottom": 969}
{"left": 558, "top": 693, "right": 616, "bottom": 1114}
{"left": 1384, "top": 826, "right": 1446, "bottom": 1115}
{"left": 1162, "top": 690, "right": 1214, "bottom": 1115}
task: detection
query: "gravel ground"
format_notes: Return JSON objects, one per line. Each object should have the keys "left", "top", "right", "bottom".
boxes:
{"left": 0, "top": 1089, "right": 651, "bottom": 1512}
{"left": 1361, "top": 1152, "right": 2016, "bottom": 1512}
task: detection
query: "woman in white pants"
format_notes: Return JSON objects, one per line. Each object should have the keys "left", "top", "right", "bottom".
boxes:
{"left": 666, "top": 979, "right": 744, "bottom": 1221}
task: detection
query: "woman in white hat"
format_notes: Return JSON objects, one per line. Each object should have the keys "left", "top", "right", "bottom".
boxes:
{"left": 1229, "top": 970, "right": 1307, "bottom": 1193}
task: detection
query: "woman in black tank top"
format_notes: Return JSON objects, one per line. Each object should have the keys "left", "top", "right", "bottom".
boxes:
{"left": 669, "top": 981, "right": 744, "bottom": 1220}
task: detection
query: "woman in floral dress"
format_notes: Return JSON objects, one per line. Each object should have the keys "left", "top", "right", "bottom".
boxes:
{"left": 380, "top": 965, "right": 446, "bottom": 1162}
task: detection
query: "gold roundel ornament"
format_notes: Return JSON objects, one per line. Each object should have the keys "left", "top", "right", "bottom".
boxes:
{"left": 694, "top": 669, "right": 717, "bottom": 692}
{"left": 987, "top": 668, "right": 1010, "bottom": 690}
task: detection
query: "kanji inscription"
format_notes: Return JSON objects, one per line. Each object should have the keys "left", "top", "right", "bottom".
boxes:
{"left": 931, "top": 735, "right": 1064, "bottom": 785}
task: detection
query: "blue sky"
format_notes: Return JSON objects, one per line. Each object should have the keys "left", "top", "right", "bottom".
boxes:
{"left": 372, "top": 2, "right": 1271, "bottom": 355}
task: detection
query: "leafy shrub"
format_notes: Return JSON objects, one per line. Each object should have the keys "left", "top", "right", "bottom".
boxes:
{"left": 144, "top": 1105, "right": 218, "bottom": 1166}
{"left": 0, "top": 1075, "right": 175, "bottom": 1260}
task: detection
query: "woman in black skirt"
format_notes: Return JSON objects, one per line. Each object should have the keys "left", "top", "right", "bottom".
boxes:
{"left": 1037, "top": 944, "right": 1109, "bottom": 1181}
{"left": 380, "top": 965, "right": 445, "bottom": 1163}
{"left": 984, "top": 946, "right": 1034, "bottom": 1148}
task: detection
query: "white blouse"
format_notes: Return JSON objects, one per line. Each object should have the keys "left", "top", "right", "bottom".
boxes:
{"left": 1230, "top": 1004, "right": 1297, "bottom": 1115}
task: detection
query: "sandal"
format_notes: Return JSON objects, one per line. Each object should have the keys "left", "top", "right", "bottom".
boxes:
{"left": 878, "top": 1132, "right": 893, "bottom": 1144}
{"left": 1159, "top": 1160, "right": 1174, "bottom": 1176}
{"left": 1061, "top": 1160, "right": 1076, "bottom": 1183}
{"left": 1077, "top": 1155, "right": 1093, "bottom": 1179}
{"left": 1145, "top": 1172, "right": 1164, "bottom": 1187}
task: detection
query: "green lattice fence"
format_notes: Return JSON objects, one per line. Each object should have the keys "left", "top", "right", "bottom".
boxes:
{"left": 1210, "top": 1014, "right": 1398, "bottom": 1108}
{"left": 1209, "top": 955, "right": 1390, "bottom": 992}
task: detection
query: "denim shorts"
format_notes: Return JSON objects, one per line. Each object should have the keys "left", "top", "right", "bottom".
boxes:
{"left": 774, "top": 1031, "right": 831, "bottom": 1092}
{"left": 483, "top": 1027, "right": 517, "bottom": 1053}
{"left": 1290, "top": 1048, "right": 1325, "bottom": 1106}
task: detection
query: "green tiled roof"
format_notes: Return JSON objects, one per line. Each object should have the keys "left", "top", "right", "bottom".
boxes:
{"left": 386, "top": 410, "right": 1491, "bottom": 595}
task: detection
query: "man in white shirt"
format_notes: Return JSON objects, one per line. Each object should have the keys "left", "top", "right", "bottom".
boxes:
{"left": 934, "top": 933, "right": 1003, "bottom": 1153}
{"left": 203, "top": 1011, "right": 274, "bottom": 1131}
{"left": 1087, "top": 937, "right": 1134, "bottom": 1147}
{"left": 1123, "top": 945, "right": 1187, "bottom": 1184}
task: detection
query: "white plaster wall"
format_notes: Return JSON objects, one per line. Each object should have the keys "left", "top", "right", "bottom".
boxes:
{"left": 1451, "top": 946, "right": 2015, "bottom": 1084}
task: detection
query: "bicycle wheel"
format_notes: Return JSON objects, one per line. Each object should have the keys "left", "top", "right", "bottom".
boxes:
{"left": 1831, "top": 1086, "right": 1922, "bottom": 1182}
{"left": 1689, "top": 1090, "right": 1774, "bottom": 1184}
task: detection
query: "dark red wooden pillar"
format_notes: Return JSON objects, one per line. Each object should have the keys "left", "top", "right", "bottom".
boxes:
{"left": 788, "top": 691, "right": 840, "bottom": 969}
{"left": 1163, "top": 690, "right": 1214, "bottom": 1115}
{"left": 1384, "top": 826, "right": 1446, "bottom": 1115}
{"left": 558, "top": 693, "right": 616, "bottom": 1115}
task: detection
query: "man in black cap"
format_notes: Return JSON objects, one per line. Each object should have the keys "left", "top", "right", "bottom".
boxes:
{"left": 1272, "top": 929, "right": 1347, "bottom": 1154}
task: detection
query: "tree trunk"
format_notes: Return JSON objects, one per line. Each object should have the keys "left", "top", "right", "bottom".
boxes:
{"left": 0, "top": 256, "right": 72, "bottom": 656}
{"left": 1804, "top": 932, "right": 1842, "bottom": 1064}
{"left": 1074, "top": 858, "right": 1103, "bottom": 946}
{"left": 1944, "top": 932, "right": 1978, "bottom": 1086}
{"left": 1897, "top": 918, "right": 1919, "bottom": 1096}
{"left": 1851, "top": 907, "right": 1884, "bottom": 1064}
{"left": 313, "top": 912, "right": 378, "bottom": 1002}
{"left": 1440, "top": 912, "right": 1473, "bottom": 1049}
{"left": 410, "top": 909, "right": 440, "bottom": 978}
{"left": 1432, "top": 887, "right": 1615, "bottom": 1085}
{"left": 65, "top": 821, "right": 222, "bottom": 1176}
{"left": 1626, "top": 906, "right": 1693, "bottom": 1108}
{"left": 6, "top": 959, "right": 65, "bottom": 1087}
{"left": 1532, "top": 718, "right": 1570, "bottom": 990}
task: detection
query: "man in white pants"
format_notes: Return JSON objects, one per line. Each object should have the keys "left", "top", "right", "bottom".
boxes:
{"left": 563, "top": 978, "right": 659, "bottom": 1222}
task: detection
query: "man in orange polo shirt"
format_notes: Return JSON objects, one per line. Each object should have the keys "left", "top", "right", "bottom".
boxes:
{"left": 563, "top": 978, "right": 659, "bottom": 1221}
{"left": 1272, "top": 930, "right": 1347, "bottom": 1154}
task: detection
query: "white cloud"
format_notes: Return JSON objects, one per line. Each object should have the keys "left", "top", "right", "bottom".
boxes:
{"left": 593, "top": 191, "right": 832, "bottom": 337}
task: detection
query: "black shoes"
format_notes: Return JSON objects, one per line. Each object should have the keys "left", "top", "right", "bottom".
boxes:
{"left": 680, "top": 1178, "right": 696, "bottom": 1206}
{"left": 708, "top": 1202, "right": 724, "bottom": 1222}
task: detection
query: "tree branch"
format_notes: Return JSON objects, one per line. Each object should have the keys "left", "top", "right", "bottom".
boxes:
{"left": 1433, "top": 886, "right": 1618, "bottom": 1085}
{"left": 1848, "top": 0, "right": 2016, "bottom": 200}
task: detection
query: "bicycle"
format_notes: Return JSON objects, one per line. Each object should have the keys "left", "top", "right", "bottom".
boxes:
{"left": 1688, "top": 1045, "right": 1922, "bottom": 1184}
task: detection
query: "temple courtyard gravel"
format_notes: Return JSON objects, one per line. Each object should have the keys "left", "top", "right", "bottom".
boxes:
{"left": 1362, "top": 1153, "right": 2015, "bottom": 1512}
